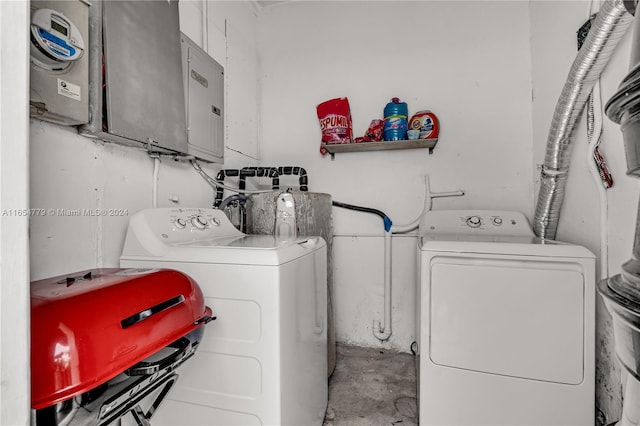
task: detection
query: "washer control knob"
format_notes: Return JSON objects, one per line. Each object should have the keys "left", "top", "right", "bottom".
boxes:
{"left": 192, "top": 215, "right": 208, "bottom": 229}
{"left": 492, "top": 217, "right": 503, "bottom": 226}
{"left": 466, "top": 216, "right": 481, "bottom": 228}
{"left": 175, "top": 218, "right": 187, "bottom": 229}
{"left": 211, "top": 217, "right": 221, "bottom": 227}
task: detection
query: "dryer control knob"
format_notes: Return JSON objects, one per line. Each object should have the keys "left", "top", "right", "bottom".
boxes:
{"left": 492, "top": 217, "right": 503, "bottom": 226}
{"left": 192, "top": 215, "right": 208, "bottom": 229}
{"left": 466, "top": 216, "right": 481, "bottom": 228}
{"left": 175, "top": 218, "right": 187, "bottom": 229}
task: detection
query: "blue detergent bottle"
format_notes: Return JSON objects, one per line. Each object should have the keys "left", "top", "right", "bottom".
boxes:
{"left": 383, "top": 97, "right": 408, "bottom": 141}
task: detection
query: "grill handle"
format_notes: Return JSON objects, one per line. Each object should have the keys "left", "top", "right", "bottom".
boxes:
{"left": 125, "top": 336, "right": 194, "bottom": 376}
{"left": 120, "top": 295, "right": 185, "bottom": 329}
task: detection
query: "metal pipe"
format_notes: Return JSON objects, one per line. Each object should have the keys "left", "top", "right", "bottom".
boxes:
{"left": 218, "top": 194, "right": 247, "bottom": 211}
{"left": 533, "top": 0, "right": 633, "bottom": 239}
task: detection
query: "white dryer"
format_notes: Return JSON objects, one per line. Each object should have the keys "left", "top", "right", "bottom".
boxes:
{"left": 120, "top": 208, "right": 327, "bottom": 426}
{"left": 416, "top": 210, "right": 595, "bottom": 426}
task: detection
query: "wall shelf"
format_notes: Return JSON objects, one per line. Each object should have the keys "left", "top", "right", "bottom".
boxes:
{"left": 322, "top": 138, "right": 438, "bottom": 159}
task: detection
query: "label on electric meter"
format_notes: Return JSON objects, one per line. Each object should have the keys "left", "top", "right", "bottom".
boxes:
{"left": 57, "top": 78, "right": 81, "bottom": 101}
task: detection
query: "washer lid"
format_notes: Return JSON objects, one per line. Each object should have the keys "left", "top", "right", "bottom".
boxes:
{"left": 123, "top": 236, "right": 325, "bottom": 266}
{"left": 179, "top": 234, "right": 299, "bottom": 249}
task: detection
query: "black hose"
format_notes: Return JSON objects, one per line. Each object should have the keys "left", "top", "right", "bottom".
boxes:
{"left": 332, "top": 201, "right": 387, "bottom": 219}
{"left": 332, "top": 201, "right": 393, "bottom": 232}
{"left": 239, "top": 166, "right": 309, "bottom": 191}
{"left": 239, "top": 167, "right": 280, "bottom": 191}
{"left": 275, "top": 166, "right": 308, "bottom": 191}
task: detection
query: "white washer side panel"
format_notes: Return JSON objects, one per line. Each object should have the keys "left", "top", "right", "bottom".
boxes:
{"left": 430, "top": 257, "right": 584, "bottom": 384}
{"left": 120, "top": 254, "right": 328, "bottom": 426}
{"left": 120, "top": 260, "right": 281, "bottom": 423}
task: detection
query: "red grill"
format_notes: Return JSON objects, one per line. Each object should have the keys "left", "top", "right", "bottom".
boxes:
{"left": 30, "top": 268, "right": 214, "bottom": 425}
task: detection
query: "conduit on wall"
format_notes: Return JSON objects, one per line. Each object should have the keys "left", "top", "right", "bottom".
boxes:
{"left": 533, "top": 0, "right": 633, "bottom": 239}
{"left": 333, "top": 176, "right": 464, "bottom": 342}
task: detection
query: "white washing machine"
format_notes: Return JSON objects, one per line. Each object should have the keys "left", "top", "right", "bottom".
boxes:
{"left": 120, "top": 208, "right": 327, "bottom": 426}
{"left": 416, "top": 210, "right": 595, "bottom": 426}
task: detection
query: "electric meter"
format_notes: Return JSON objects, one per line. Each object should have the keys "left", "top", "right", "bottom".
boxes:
{"left": 29, "top": 0, "right": 90, "bottom": 126}
{"left": 30, "top": 8, "right": 85, "bottom": 71}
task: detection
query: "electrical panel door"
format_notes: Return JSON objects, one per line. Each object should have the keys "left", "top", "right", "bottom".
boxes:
{"left": 181, "top": 34, "right": 224, "bottom": 163}
{"left": 102, "top": 0, "right": 187, "bottom": 154}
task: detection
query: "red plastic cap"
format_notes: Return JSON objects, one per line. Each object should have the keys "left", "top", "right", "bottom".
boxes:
{"left": 391, "top": 97, "right": 400, "bottom": 103}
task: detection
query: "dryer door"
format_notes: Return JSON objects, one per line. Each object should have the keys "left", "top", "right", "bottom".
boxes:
{"left": 429, "top": 255, "right": 585, "bottom": 385}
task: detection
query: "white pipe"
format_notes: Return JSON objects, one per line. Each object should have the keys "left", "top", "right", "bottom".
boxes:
{"left": 152, "top": 157, "right": 160, "bottom": 208}
{"left": 373, "top": 175, "right": 465, "bottom": 342}
{"left": 390, "top": 175, "right": 465, "bottom": 233}
{"left": 201, "top": 0, "right": 208, "bottom": 53}
{"left": 390, "top": 176, "right": 431, "bottom": 234}
{"left": 586, "top": 80, "right": 610, "bottom": 280}
{"left": 373, "top": 230, "right": 393, "bottom": 341}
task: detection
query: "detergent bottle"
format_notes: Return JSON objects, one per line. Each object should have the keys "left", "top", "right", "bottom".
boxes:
{"left": 383, "top": 97, "right": 408, "bottom": 141}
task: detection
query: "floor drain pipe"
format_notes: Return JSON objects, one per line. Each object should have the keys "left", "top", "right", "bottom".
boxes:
{"left": 373, "top": 229, "right": 393, "bottom": 342}
{"left": 331, "top": 201, "right": 393, "bottom": 341}
{"left": 533, "top": 0, "right": 633, "bottom": 239}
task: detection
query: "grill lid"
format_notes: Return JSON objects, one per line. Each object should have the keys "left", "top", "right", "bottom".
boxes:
{"left": 30, "top": 268, "right": 213, "bottom": 410}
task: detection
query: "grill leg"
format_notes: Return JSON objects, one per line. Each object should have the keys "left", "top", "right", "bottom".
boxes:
{"left": 129, "top": 405, "right": 151, "bottom": 426}
{"left": 127, "top": 375, "right": 177, "bottom": 426}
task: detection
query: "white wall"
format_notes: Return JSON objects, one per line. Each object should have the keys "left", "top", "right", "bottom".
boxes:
{"left": 0, "top": 1, "right": 30, "bottom": 423}
{"left": 257, "top": 1, "right": 534, "bottom": 350}
{"left": 21, "top": 0, "right": 638, "bottom": 423}
{"left": 529, "top": 1, "right": 634, "bottom": 422}
{"left": 30, "top": 1, "right": 260, "bottom": 280}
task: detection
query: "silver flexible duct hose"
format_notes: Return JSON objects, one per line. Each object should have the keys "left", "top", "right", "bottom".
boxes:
{"left": 533, "top": 0, "right": 633, "bottom": 239}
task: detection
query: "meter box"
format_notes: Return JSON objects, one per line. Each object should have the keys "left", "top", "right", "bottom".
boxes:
{"left": 30, "top": 0, "right": 90, "bottom": 126}
{"left": 181, "top": 33, "right": 224, "bottom": 163}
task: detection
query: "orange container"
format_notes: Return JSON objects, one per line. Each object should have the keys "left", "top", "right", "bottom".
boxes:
{"left": 409, "top": 110, "right": 439, "bottom": 139}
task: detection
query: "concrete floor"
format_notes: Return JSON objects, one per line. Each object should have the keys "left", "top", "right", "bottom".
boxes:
{"left": 324, "top": 344, "right": 417, "bottom": 426}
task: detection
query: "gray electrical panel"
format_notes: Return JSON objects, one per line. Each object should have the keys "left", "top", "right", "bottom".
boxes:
{"left": 181, "top": 34, "right": 224, "bottom": 163}
{"left": 29, "top": 0, "right": 90, "bottom": 126}
{"left": 80, "top": 0, "right": 188, "bottom": 156}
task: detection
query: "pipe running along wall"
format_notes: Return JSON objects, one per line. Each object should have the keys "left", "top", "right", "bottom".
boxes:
{"left": 333, "top": 176, "right": 464, "bottom": 342}
{"left": 533, "top": 0, "right": 633, "bottom": 239}
{"left": 332, "top": 201, "right": 394, "bottom": 341}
